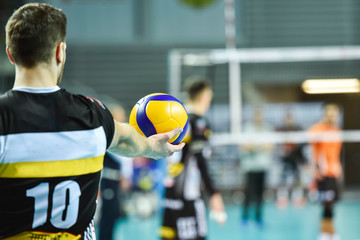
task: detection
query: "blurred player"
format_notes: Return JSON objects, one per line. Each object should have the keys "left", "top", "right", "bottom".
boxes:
{"left": 241, "top": 108, "right": 274, "bottom": 228}
{"left": 98, "top": 104, "right": 133, "bottom": 240}
{"left": 276, "top": 112, "right": 306, "bottom": 209}
{"left": 0, "top": 3, "right": 184, "bottom": 239}
{"left": 309, "top": 104, "right": 342, "bottom": 240}
{"left": 159, "top": 77, "right": 226, "bottom": 240}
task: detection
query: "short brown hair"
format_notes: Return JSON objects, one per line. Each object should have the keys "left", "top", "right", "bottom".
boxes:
{"left": 184, "top": 76, "right": 212, "bottom": 100}
{"left": 5, "top": 3, "right": 66, "bottom": 67}
{"left": 324, "top": 103, "right": 340, "bottom": 112}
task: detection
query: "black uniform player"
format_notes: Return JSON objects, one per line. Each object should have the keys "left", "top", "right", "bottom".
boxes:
{"left": 276, "top": 112, "right": 306, "bottom": 209}
{"left": 1, "top": 3, "right": 184, "bottom": 239}
{"left": 159, "top": 78, "right": 225, "bottom": 240}
{"left": 0, "top": 88, "right": 114, "bottom": 239}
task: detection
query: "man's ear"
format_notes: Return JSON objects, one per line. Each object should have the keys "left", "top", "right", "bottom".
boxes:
{"left": 56, "top": 42, "right": 66, "bottom": 64}
{"left": 6, "top": 46, "right": 15, "bottom": 65}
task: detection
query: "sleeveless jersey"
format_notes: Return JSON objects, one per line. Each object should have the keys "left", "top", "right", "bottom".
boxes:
{"left": 0, "top": 87, "right": 114, "bottom": 239}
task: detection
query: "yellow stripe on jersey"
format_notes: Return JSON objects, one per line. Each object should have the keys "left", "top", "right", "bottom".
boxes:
{"left": 159, "top": 226, "right": 176, "bottom": 239}
{"left": 167, "top": 162, "right": 184, "bottom": 177}
{"left": 3, "top": 231, "right": 81, "bottom": 240}
{"left": 0, "top": 155, "right": 104, "bottom": 178}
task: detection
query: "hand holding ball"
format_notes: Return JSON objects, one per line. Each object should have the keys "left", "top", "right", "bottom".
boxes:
{"left": 129, "top": 93, "right": 189, "bottom": 144}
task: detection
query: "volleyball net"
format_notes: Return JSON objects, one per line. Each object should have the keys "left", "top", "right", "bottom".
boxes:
{"left": 167, "top": 46, "right": 360, "bottom": 195}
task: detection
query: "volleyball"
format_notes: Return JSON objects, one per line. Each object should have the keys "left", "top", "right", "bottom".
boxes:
{"left": 129, "top": 93, "right": 189, "bottom": 144}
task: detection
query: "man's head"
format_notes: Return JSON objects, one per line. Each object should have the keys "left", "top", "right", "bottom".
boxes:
{"left": 185, "top": 76, "right": 213, "bottom": 115}
{"left": 323, "top": 103, "right": 340, "bottom": 126}
{"left": 253, "top": 107, "right": 263, "bottom": 126}
{"left": 285, "top": 111, "right": 295, "bottom": 127}
{"left": 5, "top": 3, "right": 67, "bottom": 84}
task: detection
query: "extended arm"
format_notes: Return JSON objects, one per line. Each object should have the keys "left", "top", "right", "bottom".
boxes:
{"left": 196, "top": 152, "right": 217, "bottom": 196}
{"left": 196, "top": 153, "right": 226, "bottom": 224}
{"left": 310, "top": 141, "right": 323, "bottom": 180}
{"left": 108, "top": 120, "right": 185, "bottom": 159}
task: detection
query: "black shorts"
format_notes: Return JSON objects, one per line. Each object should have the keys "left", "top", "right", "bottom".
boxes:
{"left": 159, "top": 198, "right": 207, "bottom": 240}
{"left": 317, "top": 177, "right": 340, "bottom": 204}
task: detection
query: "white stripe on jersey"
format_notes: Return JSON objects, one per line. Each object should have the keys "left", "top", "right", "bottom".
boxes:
{"left": 0, "top": 126, "right": 107, "bottom": 164}
{"left": 194, "top": 199, "right": 207, "bottom": 237}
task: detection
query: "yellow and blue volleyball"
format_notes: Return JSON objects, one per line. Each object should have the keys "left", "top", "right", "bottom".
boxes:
{"left": 129, "top": 93, "right": 189, "bottom": 145}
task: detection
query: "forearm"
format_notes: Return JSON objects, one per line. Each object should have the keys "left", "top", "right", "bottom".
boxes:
{"left": 108, "top": 122, "right": 153, "bottom": 158}
{"left": 311, "top": 145, "right": 323, "bottom": 179}
{"left": 196, "top": 153, "right": 217, "bottom": 195}
{"left": 108, "top": 121, "right": 184, "bottom": 159}
{"left": 312, "top": 145, "right": 321, "bottom": 166}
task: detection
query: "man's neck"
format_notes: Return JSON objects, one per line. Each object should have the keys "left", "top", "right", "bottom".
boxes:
{"left": 322, "top": 119, "right": 336, "bottom": 127}
{"left": 13, "top": 64, "right": 57, "bottom": 88}
{"left": 187, "top": 102, "right": 205, "bottom": 116}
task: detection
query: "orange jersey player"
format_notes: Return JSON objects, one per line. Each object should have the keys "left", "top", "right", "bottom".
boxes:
{"left": 310, "top": 122, "right": 342, "bottom": 179}
{"left": 309, "top": 103, "right": 342, "bottom": 240}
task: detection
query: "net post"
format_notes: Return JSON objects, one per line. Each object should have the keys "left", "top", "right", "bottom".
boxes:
{"left": 168, "top": 50, "right": 182, "bottom": 99}
{"left": 229, "top": 57, "right": 242, "bottom": 134}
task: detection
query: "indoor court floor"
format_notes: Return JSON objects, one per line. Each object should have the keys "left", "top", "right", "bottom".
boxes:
{"left": 110, "top": 200, "right": 360, "bottom": 240}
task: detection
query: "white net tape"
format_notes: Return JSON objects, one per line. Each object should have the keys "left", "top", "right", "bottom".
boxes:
{"left": 211, "top": 130, "right": 360, "bottom": 145}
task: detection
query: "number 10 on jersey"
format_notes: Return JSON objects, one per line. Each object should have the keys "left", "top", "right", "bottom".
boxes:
{"left": 26, "top": 180, "right": 81, "bottom": 229}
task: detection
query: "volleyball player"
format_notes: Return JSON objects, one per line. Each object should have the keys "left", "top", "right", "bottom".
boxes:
{"left": 159, "top": 77, "right": 225, "bottom": 240}
{"left": 0, "top": 3, "right": 183, "bottom": 239}
{"left": 309, "top": 104, "right": 342, "bottom": 240}
{"left": 240, "top": 108, "right": 274, "bottom": 228}
{"left": 276, "top": 112, "right": 306, "bottom": 209}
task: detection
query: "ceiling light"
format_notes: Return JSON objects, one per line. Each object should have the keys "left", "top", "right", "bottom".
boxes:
{"left": 302, "top": 78, "right": 360, "bottom": 94}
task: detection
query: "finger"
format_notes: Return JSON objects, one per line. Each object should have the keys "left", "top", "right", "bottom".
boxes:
{"left": 165, "top": 127, "right": 183, "bottom": 140}
{"left": 169, "top": 142, "right": 185, "bottom": 152}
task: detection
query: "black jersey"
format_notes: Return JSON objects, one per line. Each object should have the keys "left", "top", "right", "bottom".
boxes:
{"left": 160, "top": 112, "right": 216, "bottom": 240}
{"left": 0, "top": 86, "right": 114, "bottom": 239}
{"left": 164, "top": 112, "right": 216, "bottom": 200}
